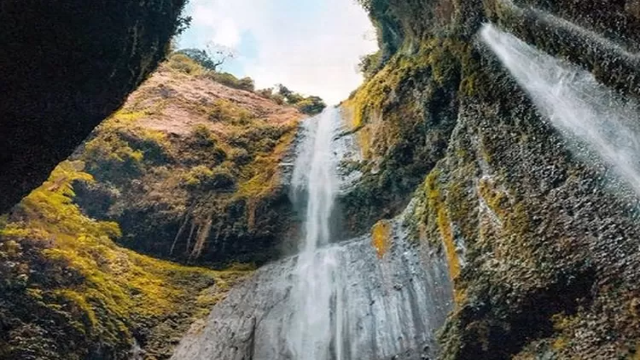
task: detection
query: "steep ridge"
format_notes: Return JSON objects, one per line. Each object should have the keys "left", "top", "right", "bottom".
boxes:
{"left": 343, "top": 0, "right": 640, "bottom": 358}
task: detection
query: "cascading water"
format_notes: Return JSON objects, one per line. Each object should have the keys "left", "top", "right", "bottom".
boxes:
{"left": 170, "top": 108, "right": 453, "bottom": 360}
{"left": 481, "top": 24, "right": 640, "bottom": 196}
{"left": 286, "top": 107, "right": 343, "bottom": 359}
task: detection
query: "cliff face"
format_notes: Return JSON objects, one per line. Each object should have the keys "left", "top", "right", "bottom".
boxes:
{"left": 346, "top": 0, "right": 640, "bottom": 358}
{"left": 0, "top": 0, "right": 189, "bottom": 214}
{"left": 72, "top": 56, "right": 303, "bottom": 266}
{"left": 0, "top": 55, "right": 303, "bottom": 359}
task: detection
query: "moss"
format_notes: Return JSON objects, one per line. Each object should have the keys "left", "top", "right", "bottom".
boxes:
{"left": 72, "top": 58, "right": 302, "bottom": 266}
{"left": 339, "top": 34, "right": 466, "bottom": 237}
{"left": 0, "top": 161, "right": 252, "bottom": 358}
{"left": 425, "top": 170, "right": 461, "bottom": 281}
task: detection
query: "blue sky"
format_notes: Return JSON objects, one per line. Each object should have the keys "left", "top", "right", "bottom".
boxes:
{"left": 177, "top": 0, "right": 377, "bottom": 104}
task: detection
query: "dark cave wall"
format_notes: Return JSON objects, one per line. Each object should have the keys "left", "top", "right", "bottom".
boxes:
{"left": 0, "top": 0, "right": 189, "bottom": 214}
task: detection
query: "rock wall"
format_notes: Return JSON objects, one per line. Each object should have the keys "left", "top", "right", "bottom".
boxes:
{"left": 171, "top": 219, "right": 453, "bottom": 360}
{"left": 346, "top": 0, "right": 640, "bottom": 357}
{"left": 0, "top": 0, "right": 188, "bottom": 214}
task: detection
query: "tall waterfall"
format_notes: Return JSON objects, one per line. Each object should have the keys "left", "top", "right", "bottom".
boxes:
{"left": 286, "top": 107, "right": 343, "bottom": 359}
{"left": 481, "top": 24, "right": 640, "bottom": 196}
{"left": 170, "top": 108, "right": 453, "bottom": 360}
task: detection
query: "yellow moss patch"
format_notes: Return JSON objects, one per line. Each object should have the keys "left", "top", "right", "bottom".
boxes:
{"left": 552, "top": 337, "right": 568, "bottom": 351}
{"left": 237, "top": 121, "right": 298, "bottom": 199}
{"left": 343, "top": 37, "right": 467, "bottom": 160}
{"left": 371, "top": 220, "right": 392, "bottom": 258}
{"left": 1, "top": 161, "right": 253, "bottom": 347}
{"left": 426, "top": 170, "right": 460, "bottom": 280}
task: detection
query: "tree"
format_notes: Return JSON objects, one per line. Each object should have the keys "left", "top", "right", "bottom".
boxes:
{"left": 358, "top": 51, "right": 382, "bottom": 79}
{"left": 274, "top": 84, "right": 326, "bottom": 115}
{"left": 176, "top": 43, "right": 236, "bottom": 72}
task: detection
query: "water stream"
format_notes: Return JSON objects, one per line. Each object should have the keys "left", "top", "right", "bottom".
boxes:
{"left": 286, "top": 107, "right": 343, "bottom": 359}
{"left": 481, "top": 24, "right": 640, "bottom": 196}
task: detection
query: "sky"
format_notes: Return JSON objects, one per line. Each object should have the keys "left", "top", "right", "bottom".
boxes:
{"left": 177, "top": 0, "right": 378, "bottom": 104}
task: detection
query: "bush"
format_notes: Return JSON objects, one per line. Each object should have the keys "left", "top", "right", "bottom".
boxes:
{"left": 229, "top": 148, "right": 252, "bottom": 165}
{"left": 203, "top": 72, "right": 255, "bottom": 92}
{"left": 183, "top": 166, "right": 236, "bottom": 191}
{"left": 191, "top": 125, "right": 216, "bottom": 147}
{"left": 208, "top": 99, "right": 253, "bottom": 125}
{"left": 296, "top": 96, "right": 326, "bottom": 115}
{"left": 358, "top": 51, "right": 383, "bottom": 79}
{"left": 83, "top": 131, "right": 144, "bottom": 181}
{"left": 166, "top": 53, "right": 203, "bottom": 75}
{"left": 275, "top": 84, "right": 326, "bottom": 114}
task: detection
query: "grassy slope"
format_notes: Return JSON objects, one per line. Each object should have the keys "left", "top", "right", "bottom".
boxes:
{"left": 0, "top": 162, "right": 252, "bottom": 359}
{"left": 74, "top": 54, "right": 304, "bottom": 265}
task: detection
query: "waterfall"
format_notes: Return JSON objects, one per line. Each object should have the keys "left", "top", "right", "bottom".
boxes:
{"left": 170, "top": 108, "right": 453, "bottom": 360}
{"left": 481, "top": 24, "right": 640, "bottom": 196}
{"left": 287, "top": 107, "right": 342, "bottom": 359}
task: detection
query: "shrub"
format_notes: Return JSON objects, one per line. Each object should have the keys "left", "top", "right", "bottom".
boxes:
{"left": 358, "top": 51, "right": 383, "bottom": 79}
{"left": 119, "top": 129, "right": 171, "bottom": 164}
{"left": 83, "top": 131, "right": 144, "bottom": 181}
{"left": 275, "top": 84, "right": 326, "bottom": 114}
{"left": 166, "top": 53, "right": 203, "bottom": 75}
{"left": 203, "top": 72, "right": 255, "bottom": 92}
{"left": 191, "top": 125, "right": 216, "bottom": 147}
{"left": 296, "top": 96, "right": 327, "bottom": 115}
{"left": 183, "top": 166, "right": 236, "bottom": 191}
{"left": 229, "top": 148, "right": 252, "bottom": 165}
{"left": 208, "top": 99, "right": 253, "bottom": 125}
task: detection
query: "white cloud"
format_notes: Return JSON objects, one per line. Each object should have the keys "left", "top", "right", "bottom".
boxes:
{"left": 182, "top": 0, "right": 378, "bottom": 104}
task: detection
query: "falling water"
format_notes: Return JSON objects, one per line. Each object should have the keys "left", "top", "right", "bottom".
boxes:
{"left": 481, "top": 24, "right": 640, "bottom": 196}
{"left": 170, "top": 108, "right": 453, "bottom": 360}
{"left": 287, "top": 107, "right": 342, "bottom": 359}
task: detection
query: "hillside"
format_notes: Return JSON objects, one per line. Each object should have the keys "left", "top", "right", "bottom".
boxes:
{"left": 0, "top": 0, "right": 190, "bottom": 215}
{"left": 0, "top": 54, "right": 310, "bottom": 359}
{"left": 4, "top": 1, "right": 640, "bottom": 359}
{"left": 73, "top": 54, "right": 307, "bottom": 266}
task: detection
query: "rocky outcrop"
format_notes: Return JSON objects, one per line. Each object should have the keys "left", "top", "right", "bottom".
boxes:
{"left": 345, "top": 0, "right": 640, "bottom": 358}
{"left": 0, "top": 0, "right": 189, "bottom": 214}
{"left": 72, "top": 56, "right": 304, "bottom": 265}
{"left": 171, "top": 219, "right": 453, "bottom": 360}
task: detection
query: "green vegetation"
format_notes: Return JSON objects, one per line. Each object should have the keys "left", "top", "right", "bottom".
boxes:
{"left": 275, "top": 84, "right": 327, "bottom": 115}
{"left": 167, "top": 51, "right": 326, "bottom": 112}
{"left": 347, "top": 1, "right": 640, "bottom": 359}
{"left": 72, "top": 53, "right": 302, "bottom": 266}
{"left": 339, "top": 36, "right": 465, "bottom": 236}
{"left": 0, "top": 161, "right": 252, "bottom": 359}
{"left": 206, "top": 72, "right": 256, "bottom": 92}
{"left": 0, "top": 43, "right": 304, "bottom": 357}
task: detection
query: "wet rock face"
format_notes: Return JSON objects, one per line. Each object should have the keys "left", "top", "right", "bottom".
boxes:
{"left": 0, "top": 0, "right": 187, "bottom": 214}
{"left": 171, "top": 227, "right": 453, "bottom": 360}
{"left": 348, "top": 0, "right": 640, "bottom": 358}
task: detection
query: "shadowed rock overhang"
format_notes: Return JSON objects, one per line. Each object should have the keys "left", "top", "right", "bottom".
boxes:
{"left": 0, "top": 0, "right": 188, "bottom": 213}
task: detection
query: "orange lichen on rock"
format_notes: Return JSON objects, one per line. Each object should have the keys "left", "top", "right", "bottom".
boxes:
{"left": 371, "top": 219, "right": 392, "bottom": 258}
